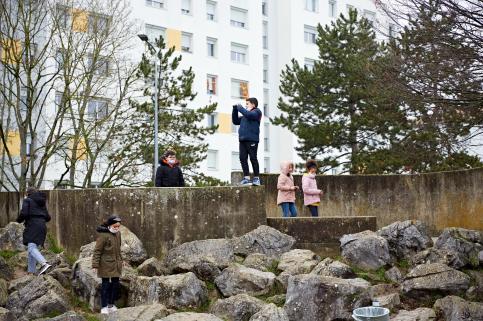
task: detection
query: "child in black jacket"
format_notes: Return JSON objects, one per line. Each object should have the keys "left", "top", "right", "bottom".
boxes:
{"left": 155, "top": 149, "right": 185, "bottom": 187}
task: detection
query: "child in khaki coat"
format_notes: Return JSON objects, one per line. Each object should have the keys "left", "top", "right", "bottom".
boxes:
{"left": 92, "top": 215, "right": 122, "bottom": 314}
{"left": 277, "top": 161, "right": 299, "bottom": 217}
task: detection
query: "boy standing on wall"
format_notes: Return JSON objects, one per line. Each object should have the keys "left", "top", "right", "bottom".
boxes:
{"left": 232, "top": 97, "right": 262, "bottom": 186}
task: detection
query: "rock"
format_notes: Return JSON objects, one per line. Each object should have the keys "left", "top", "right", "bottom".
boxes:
{"left": 102, "top": 304, "right": 169, "bottom": 321}
{"left": 340, "top": 230, "right": 391, "bottom": 270}
{"left": 243, "top": 253, "right": 278, "bottom": 272}
{"left": 402, "top": 263, "right": 470, "bottom": 297}
{"left": 137, "top": 258, "right": 166, "bottom": 277}
{"left": 42, "top": 251, "right": 72, "bottom": 269}
{"left": 44, "top": 311, "right": 87, "bottom": 320}
{"left": 434, "top": 295, "right": 483, "bottom": 321}
{"left": 0, "top": 308, "right": 13, "bottom": 321}
{"left": 71, "top": 258, "right": 102, "bottom": 310}
{"left": 48, "top": 267, "right": 73, "bottom": 289}
{"left": 8, "top": 274, "right": 35, "bottom": 293}
{"left": 391, "top": 308, "right": 436, "bottom": 321}
{"left": 434, "top": 227, "right": 483, "bottom": 269}
{"left": 163, "top": 239, "right": 234, "bottom": 280}
{"left": 0, "top": 279, "right": 7, "bottom": 307}
{"left": 249, "top": 303, "right": 289, "bottom": 321}
{"left": 128, "top": 272, "right": 208, "bottom": 310}
{"left": 411, "top": 247, "right": 463, "bottom": 268}
{"left": 0, "top": 222, "right": 25, "bottom": 251}
{"left": 6, "top": 275, "right": 71, "bottom": 321}
{"left": 156, "top": 313, "right": 223, "bottom": 321}
{"left": 466, "top": 270, "right": 483, "bottom": 301}
{"left": 210, "top": 294, "right": 266, "bottom": 321}
{"left": 310, "top": 257, "right": 355, "bottom": 279}
{"left": 232, "top": 225, "right": 295, "bottom": 258}
{"left": 0, "top": 257, "right": 13, "bottom": 281}
{"left": 265, "top": 294, "right": 285, "bottom": 307}
{"left": 277, "top": 249, "right": 320, "bottom": 274}
{"left": 369, "top": 284, "right": 401, "bottom": 309}
{"left": 284, "top": 274, "right": 371, "bottom": 321}
{"left": 384, "top": 266, "right": 403, "bottom": 283}
{"left": 79, "top": 226, "right": 148, "bottom": 265}
{"left": 377, "top": 220, "right": 432, "bottom": 260}
{"left": 214, "top": 264, "right": 276, "bottom": 297}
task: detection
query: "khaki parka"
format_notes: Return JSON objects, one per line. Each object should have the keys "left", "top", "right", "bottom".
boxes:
{"left": 92, "top": 226, "right": 122, "bottom": 278}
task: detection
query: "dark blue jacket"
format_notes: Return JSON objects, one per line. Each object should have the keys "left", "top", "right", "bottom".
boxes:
{"left": 232, "top": 105, "right": 262, "bottom": 142}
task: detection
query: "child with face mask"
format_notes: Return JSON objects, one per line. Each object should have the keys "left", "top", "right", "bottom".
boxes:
{"left": 155, "top": 149, "right": 185, "bottom": 187}
{"left": 92, "top": 215, "right": 122, "bottom": 314}
{"left": 277, "top": 161, "right": 299, "bottom": 217}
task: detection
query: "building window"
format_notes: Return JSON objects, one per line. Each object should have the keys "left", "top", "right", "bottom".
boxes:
{"left": 264, "top": 123, "right": 269, "bottom": 152}
{"left": 87, "top": 98, "right": 109, "bottom": 120}
{"left": 231, "top": 152, "right": 242, "bottom": 170}
{"left": 146, "top": 0, "right": 164, "bottom": 9}
{"left": 207, "top": 113, "right": 217, "bottom": 127}
{"left": 181, "top": 32, "right": 193, "bottom": 53}
{"left": 88, "top": 55, "right": 109, "bottom": 76}
{"left": 88, "top": 13, "right": 109, "bottom": 34}
{"left": 364, "top": 10, "right": 376, "bottom": 27}
{"left": 304, "top": 25, "right": 317, "bottom": 44}
{"left": 388, "top": 24, "right": 396, "bottom": 38}
{"left": 207, "top": 74, "right": 217, "bottom": 95}
{"left": 145, "top": 24, "right": 166, "bottom": 41}
{"left": 230, "top": 7, "right": 247, "bottom": 28}
{"left": 207, "top": 1, "right": 216, "bottom": 20}
{"left": 263, "top": 55, "right": 268, "bottom": 83}
{"left": 262, "top": 22, "right": 268, "bottom": 49}
{"left": 329, "top": 0, "right": 337, "bottom": 17}
{"left": 231, "top": 79, "right": 249, "bottom": 99}
{"left": 305, "top": 0, "right": 318, "bottom": 12}
{"left": 262, "top": 1, "right": 268, "bottom": 16}
{"left": 264, "top": 157, "right": 270, "bottom": 173}
{"left": 207, "top": 37, "right": 217, "bottom": 57}
{"left": 56, "top": 49, "right": 64, "bottom": 70}
{"left": 54, "top": 180, "right": 70, "bottom": 189}
{"left": 231, "top": 43, "right": 248, "bottom": 64}
{"left": 207, "top": 150, "right": 218, "bottom": 170}
{"left": 263, "top": 89, "right": 269, "bottom": 117}
{"left": 181, "top": 0, "right": 192, "bottom": 15}
{"left": 88, "top": 182, "right": 102, "bottom": 188}
{"left": 304, "top": 58, "right": 315, "bottom": 70}
{"left": 20, "top": 87, "right": 28, "bottom": 118}
{"left": 55, "top": 92, "right": 63, "bottom": 112}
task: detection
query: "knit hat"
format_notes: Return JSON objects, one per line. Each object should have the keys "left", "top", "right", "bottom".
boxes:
{"left": 106, "top": 215, "right": 122, "bottom": 226}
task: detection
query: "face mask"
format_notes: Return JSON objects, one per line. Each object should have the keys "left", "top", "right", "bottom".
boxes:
{"left": 168, "top": 159, "right": 176, "bottom": 164}
{"left": 109, "top": 226, "right": 120, "bottom": 234}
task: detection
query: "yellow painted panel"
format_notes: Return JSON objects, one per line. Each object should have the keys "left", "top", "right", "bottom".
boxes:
{"left": 240, "top": 82, "right": 249, "bottom": 98}
{"left": 69, "top": 137, "right": 87, "bottom": 160}
{"left": 0, "top": 39, "right": 21, "bottom": 64}
{"left": 0, "top": 131, "right": 21, "bottom": 156}
{"left": 218, "top": 113, "right": 232, "bottom": 134}
{"left": 72, "top": 9, "right": 88, "bottom": 32}
{"left": 167, "top": 29, "right": 181, "bottom": 51}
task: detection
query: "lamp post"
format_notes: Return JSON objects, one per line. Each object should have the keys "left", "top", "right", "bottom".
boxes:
{"left": 138, "top": 34, "right": 159, "bottom": 184}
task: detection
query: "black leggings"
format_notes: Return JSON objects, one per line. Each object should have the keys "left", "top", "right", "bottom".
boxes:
{"left": 101, "top": 277, "right": 120, "bottom": 308}
{"left": 308, "top": 205, "right": 319, "bottom": 217}
{"left": 239, "top": 141, "right": 260, "bottom": 176}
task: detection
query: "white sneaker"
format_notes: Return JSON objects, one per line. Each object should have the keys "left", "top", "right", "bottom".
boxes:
{"left": 100, "top": 307, "right": 109, "bottom": 314}
{"left": 38, "top": 263, "right": 52, "bottom": 275}
{"left": 108, "top": 305, "right": 118, "bottom": 312}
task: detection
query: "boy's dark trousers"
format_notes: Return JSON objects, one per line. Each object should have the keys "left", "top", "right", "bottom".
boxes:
{"left": 239, "top": 141, "right": 259, "bottom": 177}
{"left": 101, "top": 277, "right": 120, "bottom": 308}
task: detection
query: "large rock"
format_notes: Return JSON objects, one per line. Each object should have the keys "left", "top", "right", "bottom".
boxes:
{"left": 377, "top": 220, "right": 432, "bottom": 260}
{"left": 101, "top": 304, "right": 169, "bottom": 321}
{"left": 49, "top": 267, "right": 73, "bottom": 289}
{"left": 370, "top": 283, "right": 401, "bottom": 310}
{"left": 0, "top": 257, "right": 12, "bottom": 281}
{"left": 434, "top": 227, "right": 482, "bottom": 269}
{"left": 310, "top": 257, "right": 355, "bottom": 279}
{"left": 243, "top": 253, "right": 278, "bottom": 272}
{"left": 275, "top": 249, "right": 320, "bottom": 289}
{"left": 157, "top": 313, "right": 223, "bottom": 321}
{"left": 8, "top": 274, "right": 35, "bottom": 293}
{"left": 232, "top": 225, "right": 295, "bottom": 258}
{"left": 433, "top": 295, "right": 483, "bottom": 321}
{"left": 45, "top": 311, "right": 87, "bottom": 320}
{"left": 0, "top": 222, "right": 25, "bottom": 251}
{"left": 214, "top": 264, "right": 276, "bottom": 297}
{"left": 0, "top": 308, "right": 13, "bottom": 321}
{"left": 163, "top": 239, "right": 234, "bottom": 280}
{"left": 340, "top": 230, "right": 391, "bottom": 270}
{"left": 384, "top": 266, "right": 403, "bottom": 283}
{"left": 210, "top": 294, "right": 266, "bottom": 321}
{"left": 137, "top": 257, "right": 166, "bottom": 277}
{"left": 249, "top": 303, "right": 289, "bottom": 321}
{"left": 284, "top": 274, "right": 371, "bottom": 321}
{"left": 128, "top": 272, "right": 208, "bottom": 310}
{"left": 6, "top": 275, "right": 71, "bottom": 321}
{"left": 391, "top": 308, "right": 436, "bottom": 321}
{"left": 79, "top": 226, "right": 148, "bottom": 265}
{"left": 402, "top": 263, "right": 470, "bottom": 297}
{"left": 0, "top": 279, "right": 8, "bottom": 307}
{"left": 71, "top": 258, "right": 102, "bottom": 310}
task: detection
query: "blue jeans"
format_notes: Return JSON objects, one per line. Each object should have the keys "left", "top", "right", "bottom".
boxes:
{"left": 27, "top": 243, "right": 47, "bottom": 273}
{"left": 280, "top": 202, "right": 297, "bottom": 217}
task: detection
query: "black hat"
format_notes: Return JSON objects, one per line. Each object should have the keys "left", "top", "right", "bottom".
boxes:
{"left": 106, "top": 215, "right": 122, "bottom": 226}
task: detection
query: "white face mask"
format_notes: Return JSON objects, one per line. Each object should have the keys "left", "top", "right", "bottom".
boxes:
{"left": 109, "top": 226, "right": 120, "bottom": 234}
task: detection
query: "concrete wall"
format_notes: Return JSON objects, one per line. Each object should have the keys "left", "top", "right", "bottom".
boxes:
{"left": 233, "top": 168, "right": 483, "bottom": 234}
{"left": 0, "top": 186, "right": 266, "bottom": 258}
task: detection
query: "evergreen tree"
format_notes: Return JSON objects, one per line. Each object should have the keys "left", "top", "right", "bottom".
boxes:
{"left": 273, "top": 10, "right": 402, "bottom": 174}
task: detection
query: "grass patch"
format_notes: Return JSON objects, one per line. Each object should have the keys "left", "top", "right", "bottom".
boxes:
{"left": 0, "top": 250, "right": 18, "bottom": 260}
{"left": 266, "top": 260, "right": 281, "bottom": 276}
{"left": 352, "top": 266, "right": 388, "bottom": 284}
{"left": 83, "top": 314, "right": 102, "bottom": 321}
{"left": 396, "top": 259, "right": 410, "bottom": 269}
{"left": 66, "top": 253, "right": 78, "bottom": 266}
{"left": 47, "top": 233, "right": 64, "bottom": 254}
{"left": 205, "top": 281, "right": 216, "bottom": 291}
{"left": 255, "top": 281, "right": 286, "bottom": 302}
{"left": 178, "top": 298, "right": 213, "bottom": 313}
{"left": 44, "top": 310, "right": 63, "bottom": 318}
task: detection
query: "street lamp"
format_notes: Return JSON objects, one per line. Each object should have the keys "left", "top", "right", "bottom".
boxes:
{"left": 138, "top": 34, "right": 159, "bottom": 184}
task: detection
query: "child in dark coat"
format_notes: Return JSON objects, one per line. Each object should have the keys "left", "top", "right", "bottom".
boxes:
{"left": 155, "top": 149, "right": 185, "bottom": 187}
{"left": 92, "top": 215, "right": 123, "bottom": 314}
{"left": 17, "top": 187, "right": 52, "bottom": 275}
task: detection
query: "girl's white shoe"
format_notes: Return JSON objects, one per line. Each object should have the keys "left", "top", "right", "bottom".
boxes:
{"left": 100, "top": 307, "right": 109, "bottom": 314}
{"left": 108, "top": 305, "right": 118, "bottom": 313}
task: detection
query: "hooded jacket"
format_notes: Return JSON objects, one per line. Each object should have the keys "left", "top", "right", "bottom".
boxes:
{"left": 302, "top": 173, "right": 322, "bottom": 206}
{"left": 92, "top": 225, "right": 122, "bottom": 278}
{"left": 232, "top": 105, "right": 262, "bottom": 142}
{"left": 155, "top": 159, "right": 185, "bottom": 187}
{"left": 277, "top": 161, "right": 297, "bottom": 205}
{"left": 17, "top": 191, "right": 51, "bottom": 246}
